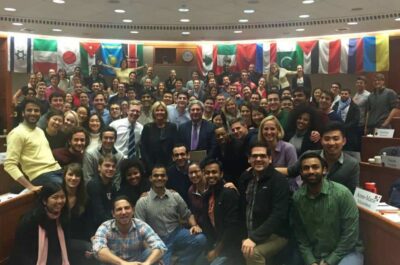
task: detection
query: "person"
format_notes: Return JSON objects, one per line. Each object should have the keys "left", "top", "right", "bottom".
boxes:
{"left": 165, "top": 69, "right": 177, "bottom": 91}
{"left": 162, "top": 91, "right": 174, "bottom": 106}
{"left": 109, "top": 103, "right": 122, "bottom": 122}
{"left": 100, "top": 58, "right": 146, "bottom": 84}
{"left": 234, "top": 70, "right": 257, "bottom": 96}
{"left": 186, "top": 70, "right": 205, "bottom": 91}
{"left": 167, "top": 91, "right": 190, "bottom": 128}
{"left": 141, "top": 101, "right": 178, "bottom": 172}
{"left": 330, "top": 82, "right": 342, "bottom": 107}
{"left": 57, "top": 68, "right": 70, "bottom": 91}
{"left": 37, "top": 91, "right": 65, "bottom": 129}
{"left": 138, "top": 91, "right": 154, "bottom": 125}
{"left": 291, "top": 65, "right": 312, "bottom": 97}
{"left": 248, "top": 63, "right": 262, "bottom": 84}
{"left": 240, "top": 103, "right": 253, "bottom": 128}
{"left": 266, "top": 63, "right": 296, "bottom": 90}
{"left": 292, "top": 87, "right": 309, "bottom": 108}
{"left": 84, "top": 65, "right": 108, "bottom": 91}
{"left": 108, "top": 82, "right": 129, "bottom": 106}
{"left": 53, "top": 127, "right": 88, "bottom": 167}
{"left": 92, "top": 92, "right": 111, "bottom": 125}
{"left": 9, "top": 183, "right": 71, "bottom": 265}
{"left": 279, "top": 121, "right": 360, "bottom": 193}
{"left": 319, "top": 89, "right": 342, "bottom": 123}
{"left": 82, "top": 126, "right": 124, "bottom": 184}
{"left": 255, "top": 77, "right": 267, "bottom": 99}
{"left": 92, "top": 196, "right": 167, "bottom": 265}
{"left": 45, "top": 74, "right": 65, "bottom": 99}
{"left": 267, "top": 91, "right": 290, "bottom": 131}
{"left": 140, "top": 66, "right": 160, "bottom": 87}
{"left": 12, "top": 73, "right": 38, "bottom": 106}
{"left": 202, "top": 159, "right": 243, "bottom": 265}
{"left": 281, "top": 96, "right": 294, "bottom": 112}
{"left": 352, "top": 75, "right": 370, "bottom": 140}
{"left": 135, "top": 165, "right": 207, "bottom": 265}
{"left": 187, "top": 162, "right": 207, "bottom": 228}
{"left": 178, "top": 100, "right": 217, "bottom": 160}
{"left": 239, "top": 142, "right": 290, "bottom": 265}
{"left": 44, "top": 109, "right": 67, "bottom": 150}
{"left": 86, "top": 112, "right": 105, "bottom": 151}
{"left": 291, "top": 153, "right": 363, "bottom": 265}
{"left": 118, "top": 158, "right": 151, "bottom": 206}
{"left": 4, "top": 98, "right": 62, "bottom": 192}
{"left": 188, "top": 79, "right": 206, "bottom": 101}
{"left": 110, "top": 100, "right": 143, "bottom": 158}
{"left": 223, "top": 97, "right": 241, "bottom": 129}
{"left": 76, "top": 105, "right": 90, "bottom": 127}
{"left": 365, "top": 73, "right": 398, "bottom": 134}
{"left": 310, "top": 87, "right": 322, "bottom": 107}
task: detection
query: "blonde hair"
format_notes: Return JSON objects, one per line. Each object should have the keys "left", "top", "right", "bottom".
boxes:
{"left": 151, "top": 101, "right": 168, "bottom": 121}
{"left": 258, "top": 115, "right": 285, "bottom": 143}
{"left": 64, "top": 110, "right": 80, "bottom": 127}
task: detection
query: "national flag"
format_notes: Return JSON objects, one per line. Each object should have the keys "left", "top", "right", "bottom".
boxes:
{"left": 318, "top": 39, "right": 344, "bottom": 74}
{"left": 8, "top": 36, "right": 32, "bottom": 73}
{"left": 80, "top": 42, "right": 101, "bottom": 77}
{"left": 296, "top": 40, "right": 319, "bottom": 74}
{"left": 215, "top": 44, "right": 236, "bottom": 75}
{"left": 347, "top": 38, "right": 364, "bottom": 74}
{"left": 57, "top": 39, "right": 80, "bottom": 75}
{"left": 100, "top": 43, "right": 124, "bottom": 75}
{"left": 33, "top": 38, "right": 58, "bottom": 74}
{"left": 256, "top": 42, "right": 277, "bottom": 73}
{"left": 196, "top": 44, "right": 216, "bottom": 76}
{"left": 363, "top": 35, "right": 389, "bottom": 72}
{"left": 276, "top": 40, "right": 299, "bottom": 71}
{"left": 122, "top": 44, "right": 144, "bottom": 68}
{"left": 236, "top": 44, "right": 257, "bottom": 72}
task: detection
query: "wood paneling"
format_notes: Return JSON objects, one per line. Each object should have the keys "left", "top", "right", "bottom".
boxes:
{"left": 361, "top": 136, "right": 400, "bottom": 162}
{"left": 0, "top": 38, "right": 13, "bottom": 132}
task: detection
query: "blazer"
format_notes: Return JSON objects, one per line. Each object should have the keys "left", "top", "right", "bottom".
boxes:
{"left": 177, "top": 119, "right": 217, "bottom": 159}
{"left": 291, "top": 75, "right": 312, "bottom": 97}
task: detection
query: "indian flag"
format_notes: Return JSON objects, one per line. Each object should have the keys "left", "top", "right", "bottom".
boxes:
{"left": 215, "top": 44, "right": 236, "bottom": 75}
{"left": 33, "top": 38, "right": 57, "bottom": 74}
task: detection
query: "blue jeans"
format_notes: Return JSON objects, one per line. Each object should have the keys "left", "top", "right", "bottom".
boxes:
{"left": 31, "top": 169, "right": 63, "bottom": 186}
{"left": 210, "top": 256, "right": 229, "bottom": 265}
{"left": 161, "top": 227, "right": 207, "bottom": 265}
{"left": 338, "top": 251, "right": 364, "bottom": 265}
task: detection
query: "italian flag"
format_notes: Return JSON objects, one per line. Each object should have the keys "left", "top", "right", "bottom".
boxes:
{"left": 215, "top": 44, "right": 236, "bottom": 75}
{"left": 80, "top": 42, "right": 101, "bottom": 77}
{"left": 196, "top": 44, "right": 216, "bottom": 76}
{"left": 33, "top": 38, "right": 57, "bottom": 74}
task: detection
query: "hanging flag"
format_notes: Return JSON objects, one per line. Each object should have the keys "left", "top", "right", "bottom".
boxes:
{"left": 236, "top": 44, "right": 257, "bottom": 72}
{"left": 100, "top": 43, "right": 123, "bottom": 75}
{"left": 8, "top": 36, "right": 32, "bottom": 73}
{"left": 33, "top": 38, "right": 58, "bottom": 74}
{"left": 80, "top": 42, "right": 101, "bottom": 77}
{"left": 347, "top": 38, "right": 364, "bottom": 74}
{"left": 318, "top": 39, "right": 343, "bottom": 74}
{"left": 215, "top": 44, "right": 237, "bottom": 75}
{"left": 276, "top": 40, "right": 300, "bottom": 70}
{"left": 57, "top": 39, "right": 80, "bottom": 75}
{"left": 122, "top": 43, "right": 144, "bottom": 69}
{"left": 296, "top": 40, "right": 319, "bottom": 74}
{"left": 256, "top": 42, "right": 277, "bottom": 73}
{"left": 196, "top": 44, "right": 215, "bottom": 76}
{"left": 363, "top": 35, "right": 389, "bottom": 72}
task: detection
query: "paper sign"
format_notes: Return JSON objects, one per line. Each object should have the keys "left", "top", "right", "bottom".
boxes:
{"left": 382, "top": 155, "right": 400, "bottom": 169}
{"left": 374, "top": 128, "right": 395, "bottom": 138}
{"left": 354, "top": 187, "right": 382, "bottom": 211}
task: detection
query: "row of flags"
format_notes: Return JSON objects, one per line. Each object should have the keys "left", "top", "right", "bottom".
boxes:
{"left": 8, "top": 36, "right": 144, "bottom": 76}
{"left": 196, "top": 35, "right": 389, "bottom": 75}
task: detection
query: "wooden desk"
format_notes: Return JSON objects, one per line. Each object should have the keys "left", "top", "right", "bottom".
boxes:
{"left": 359, "top": 206, "right": 400, "bottom": 265}
{"left": 0, "top": 192, "right": 35, "bottom": 265}
{"left": 360, "top": 162, "right": 399, "bottom": 202}
{"left": 361, "top": 136, "right": 400, "bottom": 162}
{"left": 0, "top": 165, "right": 19, "bottom": 195}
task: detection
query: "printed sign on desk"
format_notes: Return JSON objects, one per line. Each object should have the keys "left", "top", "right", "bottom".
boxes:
{"left": 382, "top": 155, "right": 400, "bottom": 169}
{"left": 354, "top": 187, "right": 382, "bottom": 211}
{"left": 374, "top": 128, "right": 395, "bottom": 138}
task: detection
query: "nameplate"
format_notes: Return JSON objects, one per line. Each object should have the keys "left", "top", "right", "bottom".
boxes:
{"left": 382, "top": 155, "right": 400, "bottom": 169}
{"left": 374, "top": 128, "right": 395, "bottom": 138}
{"left": 354, "top": 187, "right": 382, "bottom": 211}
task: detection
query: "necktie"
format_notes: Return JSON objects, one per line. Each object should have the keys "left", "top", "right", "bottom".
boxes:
{"left": 191, "top": 123, "right": 198, "bottom": 150}
{"left": 128, "top": 124, "right": 136, "bottom": 158}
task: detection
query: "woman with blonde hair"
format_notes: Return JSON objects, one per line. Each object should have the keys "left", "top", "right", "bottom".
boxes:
{"left": 258, "top": 115, "right": 297, "bottom": 167}
{"left": 140, "top": 101, "right": 177, "bottom": 172}
{"left": 63, "top": 110, "right": 80, "bottom": 134}
{"left": 266, "top": 63, "right": 296, "bottom": 90}
{"left": 222, "top": 97, "right": 240, "bottom": 130}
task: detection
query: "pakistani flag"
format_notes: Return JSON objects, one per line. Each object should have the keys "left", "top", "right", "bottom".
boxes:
{"left": 33, "top": 38, "right": 58, "bottom": 74}
{"left": 80, "top": 42, "right": 101, "bottom": 77}
{"left": 100, "top": 43, "right": 123, "bottom": 75}
{"left": 196, "top": 44, "right": 215, "bottom": 76}
{"left": 57, "top": 39, "right": 80, "bottom": 75}
{"left": 215, "top": 44, "right": 236, "bottom": 75}
{"left": 8, "top": 36, "right": 32, "bottom": 73}
{"left": 276, "top": 41, "right": 299, "bottom": 71}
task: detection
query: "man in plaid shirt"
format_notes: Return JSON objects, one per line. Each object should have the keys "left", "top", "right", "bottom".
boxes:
{"left": 92, "top": 196, "right": 167, "bottom": 265}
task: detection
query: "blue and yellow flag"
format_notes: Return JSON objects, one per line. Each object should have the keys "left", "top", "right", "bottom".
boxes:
{"left": 100, "top": 43, "right": 123, "bottom": 75}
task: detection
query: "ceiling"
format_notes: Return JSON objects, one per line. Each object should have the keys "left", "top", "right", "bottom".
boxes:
{"left": 1, "top": 0, "right": 400, "bottom": 41}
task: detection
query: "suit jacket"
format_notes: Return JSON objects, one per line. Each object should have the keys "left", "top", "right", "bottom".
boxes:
{"left": 333, "top": 100, "right": 360, "bottom": 151}
{"left": 177, "top": 119, "right": 217, "bottom": 159}
{"left": 291, "top": 75, "right": 312, "bottom": 97}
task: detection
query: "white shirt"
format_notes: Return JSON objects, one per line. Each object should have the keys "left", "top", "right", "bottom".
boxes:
{"left": 110, "top": 118, "right": 143, "bottom": 157}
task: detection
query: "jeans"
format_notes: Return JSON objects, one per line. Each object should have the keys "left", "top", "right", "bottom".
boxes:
{"left": 338, "top": 251, "right": 364, "bottom": 265}
{"left": 31, "top": 169, "right": 63, "bottom": 186}
{"left": 161, "top": 227, "right": 207, "bottom": 265}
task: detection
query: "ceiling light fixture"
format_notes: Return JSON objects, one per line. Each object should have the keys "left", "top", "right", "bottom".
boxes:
{"left": 180, "top": 19, "right": 190, "bottom": 22}
{"left": 302, "top": 0, "right": 314, "bottom": 4}
{"left": 234, "top": 30, "right": 243, "bottom": 34}
{"left": 299, "top": 14, "right": 310, "bottom": 18}
{"left": 52, "top": 0, "right": 65, "bottom": 4}
{"left": 243, "top": 9, "right": 255, "bottom": 14}
{"left": 52, "top": 28, "right": 62, "bottom": 32}
{"left": 4, "top": 7, "right": 16, "bottom": 12}
{"left": 123, "top": 19, "right": 132, "bottom": 23}
{"left": 12, "top": 22, "right": 23, "bottom": 26}
{"left": 395, "top": 17, "right": 400, "bottom": 21}
{"left": 130, "top": 31, "right": 139, "bottom": 34}
{"left": 178, "top": 7, "right": 190, "bottom": 12}
{"left": 181, "top": 31, "right": 191, "bottom": 35}
{"left": 114, "top": 9, "right": 126, "bottom": 13}
{"left": 296, "top": 28, "right": 305, "bottom": 32}
{"left": 239, "top": 19, "right": 249, "bottom": 23}
{"left": 347, "top": 21, "right": 358, "bottom": 25}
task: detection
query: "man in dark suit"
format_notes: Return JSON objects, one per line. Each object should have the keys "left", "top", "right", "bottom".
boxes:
{"left": 178, "top": 100, "right": 217, "bottom": 160}
{"left": 333, "top": 87, "right": 360, "bottom": 151}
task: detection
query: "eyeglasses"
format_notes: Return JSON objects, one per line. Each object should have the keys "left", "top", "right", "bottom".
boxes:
{"left": 250, "top": 154, "right": 268, "bottom": 159}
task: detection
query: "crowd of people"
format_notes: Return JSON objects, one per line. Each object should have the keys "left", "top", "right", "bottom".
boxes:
{"left": 5, "top": 61, "right": 398, "bottom": 265}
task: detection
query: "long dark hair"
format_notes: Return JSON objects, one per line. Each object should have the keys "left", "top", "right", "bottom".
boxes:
{"left": 286, "top": 104, "right": 321, "bottom": 134}
{"left": 62, "top": 163, "right": 87, "bottom": 215}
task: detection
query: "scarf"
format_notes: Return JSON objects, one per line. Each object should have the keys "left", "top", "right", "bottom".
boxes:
{"left": 37, "top": 218, "right": 70, "bottom": 265}
{"left": 336, "top": 98, "right": 351, "bottom": 122}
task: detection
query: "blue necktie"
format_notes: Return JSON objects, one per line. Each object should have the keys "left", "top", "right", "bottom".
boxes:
{"left": 128, "top": 124, "right": 136, "bottom": 158}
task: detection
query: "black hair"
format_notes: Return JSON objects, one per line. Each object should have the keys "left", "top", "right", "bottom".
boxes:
{"left": 49, "top": 91, "right": 65, "bottom": 102}
{"left": 100, "top": 126, "right": 117, "bottom": 141}
{"left": 201, "top": 158, "right": 223, "bottom": 171}
{"left": 299, "top": 152, "right": 328, "bottom": 170}
{"left": 21, "top": 97, "right": 41, "bottom": 111}
{"left": 62, "top": 163, "right": 87, "bottom": 215}
{"left": 248, "top": 141, "right": 271, "bottom": 156}
{"left": 119, "top": 158, "right": 146, "bottom": 186}
{"left": 112, "top": 195, "right": 133, "bottom": 211}
{"left": 67, "top": 126, "right": 90, "bottom": 148}
{"left": 321, "top": 89, "right": 335, "bottom": 102}
{"left": 286, "top": 104, "right": 321, "bottom": 133}
{"left": 46, "top": 109, "right": 64, "bottom": 121}
{"left": 321, "top": 121, "right": 346, "bottom": 138}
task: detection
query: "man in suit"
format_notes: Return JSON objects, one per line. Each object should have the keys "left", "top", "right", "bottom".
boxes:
{"left": 178, "top": 100, "right": 217, "bottom": 160}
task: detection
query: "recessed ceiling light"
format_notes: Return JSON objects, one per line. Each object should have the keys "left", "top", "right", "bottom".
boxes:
{"left": 181, "top": 31, "right": 191, "bottom": 35}
{"left": 239, "top": 19, "right": 249, "bottom": 23}
{"left": 114, "top": 9, "right": 126, "bottom": 13}
{"left": 52, "top": 28, "right": 62, "bottom": 32}
{"left": 180, "top": 19, "right": 190, "bottom": 23}
{"left": 52, "top": 0, "right": 65, "bottom": 4}
{"left": 4, "top": 7, "right": 16, "bottom": 12}
{"left": 234, "top": 30, "right": 243, "bottom": 34}
{"left": 130, "top": 31, "right": 139, "bottom": 34}
{"left": 299, "top": 14, "right": 310, "bottom": 18}
{"left": 12, "top": 22, "right": 23, "bottom": 26}
{"left": 335, "top": 27, "right": 349, "bottom": 32}
{"left": 123, "top": 19, "right": 132, "bottom": 23}
{"left": 395, "top": 17, "right": 400, "bottom": 21}
{"left": 347, "top": 21, "right": 358, "bottom": 25}
{"left": 302, "top": 0, "right": 314, "bottom": 4}
{"left": 243, "top": 9, "right": 255, "bottom": 14}
{"left": 178, "top": 7, "right": 190, "bottom": 12}
{"left": 296, "top": 28, "right": 305, "bottom": 32}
